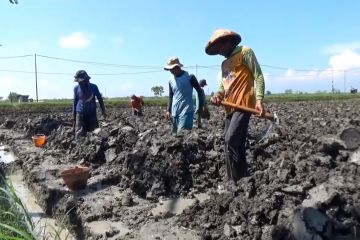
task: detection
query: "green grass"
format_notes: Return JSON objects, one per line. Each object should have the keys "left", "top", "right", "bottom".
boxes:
{"left": 263, "top": 92, "right": 360, "bottom": 102}
{"left": 0, "top": 93, "right": 359, "bottom": 113}
{"left": 0, "top": 178, "right": 36, "bottom": 240}
{"left": 0, "top": 177, "right": 71, "bottom": 240}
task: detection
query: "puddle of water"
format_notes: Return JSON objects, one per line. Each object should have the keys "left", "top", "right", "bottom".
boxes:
{"left": 8, "top": 174, "right": 74, "bottom": 240}
{"left": 139, "top": 220, "right": 199, "bottom": 240}
{"left": 152, "top": 193, "right": 210, "bottom": 217}
{"left": 0, "top": 145, "right": 16, "bottom": 164}
{"left": 86, "top": 220, "right": 131, "bottom": 240}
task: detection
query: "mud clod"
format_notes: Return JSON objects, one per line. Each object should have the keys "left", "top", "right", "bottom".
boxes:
{"left": 1, "top": 101, "right": 360, "bottom": 239}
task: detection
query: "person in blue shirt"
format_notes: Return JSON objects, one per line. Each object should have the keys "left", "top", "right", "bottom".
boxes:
{"left": 73, "top": 70, "right": 106, "bottom": 136}
{"left": 164, "top": 57, "right": 206, "bottom": 134}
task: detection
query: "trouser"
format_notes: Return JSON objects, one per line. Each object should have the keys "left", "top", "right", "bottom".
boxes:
{"left": 172, "top": 112, "right": 194, "bottom": 134}
{"left": 224, "top": 111, "right": 251, "bottom": 183}
{"left": 197, "top": 112, "right": 202, "bottom": 128}
{"left": 133, "top": 109, "right": 143, "bottom": 116}
{"left": 76, "top": 114, "right": 99, "bottom": 137}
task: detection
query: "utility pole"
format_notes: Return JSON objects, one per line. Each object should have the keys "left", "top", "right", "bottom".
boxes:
{"left": 34, "top": 54, "right": 38, "bottom": 102}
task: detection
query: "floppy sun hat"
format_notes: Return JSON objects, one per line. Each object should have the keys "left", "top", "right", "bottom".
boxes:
{"left": 164, "top": 57, "right": 184, "bottom": 70}
{"left": 205, "top": 29, "right": 241, "bottom": 55}
{"left": 199, "top": 79, "right": 207, "bottom": 86}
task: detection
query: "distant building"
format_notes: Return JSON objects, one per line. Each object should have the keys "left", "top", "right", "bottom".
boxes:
{"left": 17, "top": 95, "right": 29, "bottom": 103}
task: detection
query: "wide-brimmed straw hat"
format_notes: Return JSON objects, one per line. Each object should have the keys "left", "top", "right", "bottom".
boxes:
{"left": 205, "top": 29, "right": 241, "bottom": 55}
{"left": 164, "top": 57, "right": 184, "bottom": 70}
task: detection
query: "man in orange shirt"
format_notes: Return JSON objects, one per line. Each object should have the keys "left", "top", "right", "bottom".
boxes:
{"left": 206, "top": 29, "right": 266, "bottom": 183}
{"left": 130, "top": 94, "right": 144, "bottom": 116}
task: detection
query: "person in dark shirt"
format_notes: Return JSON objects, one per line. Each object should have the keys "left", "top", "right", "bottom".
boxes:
{"left": 73, "top": 70, "right": 106, "bottom": 137}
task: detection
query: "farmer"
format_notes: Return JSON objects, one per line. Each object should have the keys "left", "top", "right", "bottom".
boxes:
{"left": 164, "top": 57, "right": 206, "bottom": 134}
{"left": 206, "top": 29, "right": 265, "bottom": 182}
{"left": 130, "top": 94, "right": 144, "bottom": 116}
{"left": 73, "top": 70, "right": 106, "bottom": 137}
{"left": 195, "top": 79, "right": 210, "bottom": 128}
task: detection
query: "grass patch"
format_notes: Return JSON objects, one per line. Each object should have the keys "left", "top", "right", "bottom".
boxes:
{"left": 0, "top": 178, "right": 35, "bottom": 239}
{"left": 264, "top": 92, "right": 360, "bottom": 102}
{"left": 0, "top": 176, "right": 71, "bottom": 240}
{"left": 0, "top": 93, "right": 359, "bottom": 113}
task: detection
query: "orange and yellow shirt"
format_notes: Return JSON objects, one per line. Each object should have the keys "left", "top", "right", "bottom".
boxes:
{"left": 219, "top": 46, "right": 265, "bottom": 115}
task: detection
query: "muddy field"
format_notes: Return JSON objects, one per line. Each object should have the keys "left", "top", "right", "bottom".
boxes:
{"left": 1, "top": 100, "right": 360, "bottom": 240}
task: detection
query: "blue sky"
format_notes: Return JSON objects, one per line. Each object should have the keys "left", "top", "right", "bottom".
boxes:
{"left": 1, "top": 0, "right": 360, "bottom": 100}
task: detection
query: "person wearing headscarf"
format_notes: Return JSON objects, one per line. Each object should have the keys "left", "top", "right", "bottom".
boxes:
{"left": 73, "top": 70, "right": 106, "bottom": 136}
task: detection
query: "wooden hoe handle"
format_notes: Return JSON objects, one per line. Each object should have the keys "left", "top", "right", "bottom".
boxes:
{"left": 221, "top": 101, "right": 276, "bottom": 121}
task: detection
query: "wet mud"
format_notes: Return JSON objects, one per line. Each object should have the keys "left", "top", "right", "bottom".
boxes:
{"left": 1, "top": 100, "right": 360, "bottom": 239}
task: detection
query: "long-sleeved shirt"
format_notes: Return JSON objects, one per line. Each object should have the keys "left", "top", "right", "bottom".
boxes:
{"left": 167, "top": 71, "right": 204, "bottom": 117}
{"left": 130, "top": 97, "right": 144, "bottom": 110}
{"left": 219, "top": 45, "right": 265, "bottom": 115}
{"left": 219, "top": 45, "right": 265, "bottom": 100}
{"left": 73, "top": 82, "right": 105, "bottom": 117}
{"left": 195, "top": 87, "right": 207, "bottom": 112}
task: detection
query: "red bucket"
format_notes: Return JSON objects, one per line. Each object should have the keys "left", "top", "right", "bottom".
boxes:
{"left": 32, "top": 134, "right": 46, "bottom": 148}
{"left": 60, "top": 166, "right": 91, "bottom": 191}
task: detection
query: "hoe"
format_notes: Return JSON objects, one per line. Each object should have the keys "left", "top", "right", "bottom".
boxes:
{"left": 221, "top": 101, "right": 279, "bottom": 142}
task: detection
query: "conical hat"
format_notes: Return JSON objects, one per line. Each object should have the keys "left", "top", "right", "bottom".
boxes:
{"left": 205, "top": 29, "right": 241, "bottom": 55}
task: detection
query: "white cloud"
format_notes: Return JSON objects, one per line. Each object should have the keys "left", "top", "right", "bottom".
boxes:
{"left": 284, "top": 69, "right": 296, "bottom": 77}
{"left": 0, "top": 76, "right": 13, "bottom": 90}
{"left": 320, "top": 41, "right": 360, "bottom": 55}
{"left": 329, "top": 50, "right": 360, "bottom": 70}
{"left": 58, "top": 32, "right": 91, "bottom": 49}
{"left": 265, "top": 50, "right": 360, "bottom": 93}
{"left": 0, "top": 75, "right": 34, "bottom": 98}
